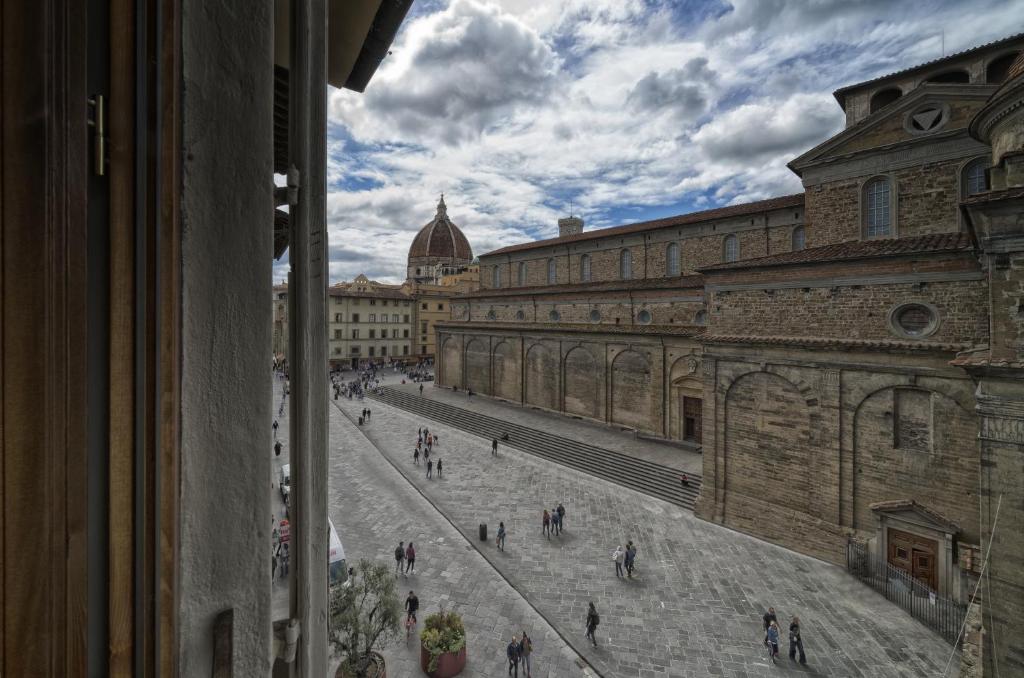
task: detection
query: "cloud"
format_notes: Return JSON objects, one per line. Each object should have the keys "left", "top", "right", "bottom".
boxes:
{"left": 627, "top": 57, "right": 715, "bottom": 120}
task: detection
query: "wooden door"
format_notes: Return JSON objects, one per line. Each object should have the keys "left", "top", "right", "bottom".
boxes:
{"left": 888, "top": 529, "right": 938, "bottom": 590}
{"left": 683, "top": 396, "right": 702, "bottom": 444}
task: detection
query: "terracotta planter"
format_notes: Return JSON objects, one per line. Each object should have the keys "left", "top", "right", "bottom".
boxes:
{"left": 335, "top": 651, "right": 386, "bottom": 678}
{"left": 419, "top": 644, "right": 467, "bottom": 678}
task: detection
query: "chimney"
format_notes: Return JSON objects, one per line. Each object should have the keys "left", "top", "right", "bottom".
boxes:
{"left": 558, "top": 216, "right": 583, "bottom": 238}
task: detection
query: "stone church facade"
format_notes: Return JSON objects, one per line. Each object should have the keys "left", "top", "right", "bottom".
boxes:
{"left": 437, "top": 35, "right": 1024, "bottom": 672}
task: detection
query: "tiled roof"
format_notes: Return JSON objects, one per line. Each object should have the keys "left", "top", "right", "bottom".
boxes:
{"left": 437, "top": 321, "right": 705, "bottom": 337}
{"left": 961, "top": 185, "right": 1024, "bottom": 205}
{"left": 832, "top": 32, "right": 1024, "bottom": 103}
{"left": 699, "top": 232, "right": 973, "bottom": 273}
{"left": 481, "top": 194, "right": 805, "bottom": 258}
{"left": 702, "top": 334, "right": 969, "bottom": 353}
{"left": 458, "top": 274, "right": 705, "bottom": 299}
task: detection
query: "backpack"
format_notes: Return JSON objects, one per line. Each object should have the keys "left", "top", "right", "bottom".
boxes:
{"left": 592, "top": 612, "right": 600, "bottom": 626}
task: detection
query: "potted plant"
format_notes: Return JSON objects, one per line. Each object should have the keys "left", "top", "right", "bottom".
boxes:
{"left": 329, "top": 559, "right": 401, "bottom": 678}
{"left": 419, "top": 606, "right": 467, "bottom": 678}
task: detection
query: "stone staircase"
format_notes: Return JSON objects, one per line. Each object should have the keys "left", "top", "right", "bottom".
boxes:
{"left": 367, "top": 387, "right": 702, "bottom": 510}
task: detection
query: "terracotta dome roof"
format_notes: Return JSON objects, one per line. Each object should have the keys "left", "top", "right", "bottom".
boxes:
{"left": 408, "top": 196, "right": 473, "bottom": 261}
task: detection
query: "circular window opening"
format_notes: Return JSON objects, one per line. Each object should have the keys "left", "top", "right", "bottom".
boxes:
{"left": 637, "top": 309, "right": 652, "bottom": 324}
{"left": 589, "top": 309, "right": 601, "bottom": 323}
{"left": 549, "top": 309, "right": 560, "bottom": 322}
{"left": 889, "top": 303, "right": 939, "bottom": 339}
{"left": 904, "top": 104, "right": 950, "bottom": 135}
{"left": 486, "top": 310, "right": 496, "bottom": 321}
{"left": 515, "top": 310, "right": 525, "bottom": 321}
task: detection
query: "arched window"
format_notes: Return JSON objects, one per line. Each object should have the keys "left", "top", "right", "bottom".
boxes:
{"left": 517, "top": 262, "right": 527, "bottom": 286}
{"left": 619, "top": 249, "right": 632, "bottom": 279}
{"left": 492, "top": 266, "right": 502, "bottom": 288}
{"left": 547, "top": 258, "right": 556, "bottom": 284}
{"left": 987, "top": 52, "right": 1019, "bottom": 84}
{"left": 870, "top": 87, "right": 902, "bottom": 114}
{"left": 666, "top": 242, "right": 680, "bottom": 276}
{"left": 580, "top": 254, "right": 591, "bottom": 282}
{"left": 963, "top": 158, "right": 989, "bottom": 197}
{"left": 864, "top": 177, "right": 892, "bottom": 238}
{"left": 723, "top": 235, "right": 739, "bottom": 263}
{"left": 791, "top": 226, "right": 806, "bottom": 251}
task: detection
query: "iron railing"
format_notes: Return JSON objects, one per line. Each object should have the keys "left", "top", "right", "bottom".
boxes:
{"left": 846, "top": 540, "right": 965, "bottom": 646}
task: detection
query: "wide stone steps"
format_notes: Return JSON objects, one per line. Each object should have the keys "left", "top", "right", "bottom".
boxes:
{"left": 367, "top": 387, "right": 702, "bottom": 510}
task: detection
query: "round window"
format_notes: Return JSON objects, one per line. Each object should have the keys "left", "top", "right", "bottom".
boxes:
{"left": 515, "top": 310, "right": 525, "bottom": 321}
{"left": 548, "top": 309, "right": 560, "bottom": 322}
{"left": 589, "top": 309, "right": 601, "bottom": 323}
{"left": 904, "top": 103, "right": 950, "bottom": 135}
{"left": 637, "top": 309, "right": 652, "bottom": 324}
{"left": 889, "top": 302, "right": 939, "bottom": 339}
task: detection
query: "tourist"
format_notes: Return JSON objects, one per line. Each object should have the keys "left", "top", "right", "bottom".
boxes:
{"left": 789, "top": 616, "right": 806, "bottom": 664}
{"left": 519, "top": 631, "right": 533, "bottom": 677}
{"left": 405, "top": 543, "right": 416, "bottom": 574}
{"left": 585, "top": 602, "right": 599, "bottom": 647}
{"left": 766, "top": 621, "right": 781, "bottom": 661}
{"left": 557, "top": 503, "right": 566, "bottom": 529}
{"left": 424, "top": 447, "right": 430, "bottom": 462}
{"left": 612, "top": 545, "right": 625, "bottom": 577}
{"left": 506, "top": 635, "right": 520, "bottom": 677}
{"left": 362, "top": 408, "right": 367, "bottom": 420}
{"left": 414, "top": 447, "right": 420, "bottom": 465}
{"left": 625, "top": 541, "right": 637, "bottom": 577}
{"left": 405, "top": 590, "right": 419, "bottom": 623}
{"left": 272, "top": 420, "right": 279, "bottom": 438}
{"left": 542, "top": 509, "right": 550, "bottom": 538}
{"left": 426, "top": 458, "right": 433, "bottom": 479}
{"left": 762, "top": 607, "right": 778, "bottom": 645}
{"left": 366, "top": 408, "right": 371, "bottom": 421}
{"left": 419, "top": 383, "right": 424, "bottom": 395}
{"left": 394, "top": 542, "right": 405, "bottom": 574}
{"left": 496, "top": 522, "right": 506, "bottom": 551}
{"left": 492, "top": 438, "right": 498, "bottom": 456}
{"left": 681, "top": 473, "right": 689, "bottom": 487}
{"left": 274, "top": 440, "right": 282, "bottom": 457}
{"left": 437, "top": 458, "right": 443, "bottom": 478}
{"left": 551, "top": 507, "right": 560, "bottom": 536}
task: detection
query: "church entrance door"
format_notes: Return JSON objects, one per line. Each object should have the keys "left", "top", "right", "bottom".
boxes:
{"left": 887, "top": 528, "right": 938, "bottom": 590}
{"left": 682, "top": 396, "right": 702, "bottom": 444}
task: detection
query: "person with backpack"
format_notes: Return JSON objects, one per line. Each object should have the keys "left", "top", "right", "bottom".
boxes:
{"left": 394, "top": 542, "right": 405, "bottom": 574}
{"left": 496, "top": 522, "right": 506, "bottom": 551}
{"left": 519, "top": 631, "right": 533, "bottom": 678}
{"left": 612, "top": 545, "right": 625, "bottom": 577}
{"left": 766, "top": 620, "right": 781, "bottom": 661}
{"left": 585, "top": 602, "right": 599, "bottom": 647}
{"left": 788, "top": 616, "right": 806, "bottom": 664}
{"left": 405, "top": 543, "right": 416, "bottom": 574}
{"left": 506, "top": 635, "right": 520, "bottom": 677}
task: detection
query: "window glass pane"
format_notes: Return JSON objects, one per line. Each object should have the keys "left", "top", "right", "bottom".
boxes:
{"left": 620, "top": 250, "right": 631, "bottom": 279}
{"left": 865, "top": 178, "right": 891, "bottom": 237}
{"left": 667, "top": 243, "right": 680, "bottom": 276}
{"left": 724, "top": 235, "right": 738, "bottom": 262}
{"left": 965, "top": 160, "right": 987, "bottom": 196}
{"left": 548, "top": 259, "right": 556, "bottom": 284}
{"left": 580, "top": 255, "right": 591, "bottom": 282}
{"left": 792, "top": 227, "right": 806, "bottom": 251}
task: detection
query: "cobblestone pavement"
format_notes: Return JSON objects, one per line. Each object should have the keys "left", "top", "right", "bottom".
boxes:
{"left": 389, "top": 381, "right": 703, "bottom": 474}
{"left": 327, "top": 394, "right": 589, "bottom": 677}
{"left": 336, "top": 390, "right": 958, "bottom": 678}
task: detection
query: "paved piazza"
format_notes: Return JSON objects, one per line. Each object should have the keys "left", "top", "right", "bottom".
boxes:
{"left": 326, "top": 383, "right": 956, "bottom": 678}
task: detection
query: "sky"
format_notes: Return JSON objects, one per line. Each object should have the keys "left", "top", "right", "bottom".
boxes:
{"left": 274, "top": 0, "right": 1024, "bottom": 284}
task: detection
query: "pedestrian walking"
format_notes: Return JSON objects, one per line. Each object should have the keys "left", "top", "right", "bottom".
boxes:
{"left": 394, "top": 542, "right": 405, "bottom": 574}
{"left": 506, "top": 635, "right": 520, "bottom": 677}
{"left": 419, "top": 383, "right": 424, "bottom": 395}
{"left": 280, "top": 543, "right": 290, "bottom": 577}
{"left": 680, "top": 473, "right": 689, "bottom": 487}
{"left": 426, "top": 459, "right": 433, "bottom": 479}
{"left": 789, "top": 616, "right": 806, "bottom": 664}
{"left": 362, "top": 408, "right": 367, "bottom": 420}
{"left": 585, "top": 602, "right": 599, "bottom": 647}
{"left": 272, "top": 420, "right": 279, "bottom": 438}
{"left": 519, "top": 632, "right": 533, "bottom": 678}
{"left": 542, "top": 509, "right": 550, "bottom": 538}
{"left": 405, "top": 543, "right": 416, "bottom": 574}
{"left": 766, "top": 620, "right": 781, "bottom": 662}
{"left": 492, "top": 438, "right": 498, "bottom": 456}
{"left": 496, "top": 522, "right": 506, "bottom": 551}
{"left": 274, "top": 440, "right": 282, "bottom": 457}
{"left": 557, "top": 503, "right": 565, "bottom": 529}
{"left": 762, "top": 606, "right": 778, "bottom": 645}
{"left": 612, "top": 545, "right": 625, "bottom": 577}
{"left": 414, "top": 448, "right": 420, "bottom": 465}
{"left": 424, "top": 447, "right": 430, "bottom": 462}
{"left": 624, "top": 541, "right": 636, "bottom": 577}
{"left": 551, "top": 507, "right": 561, "bottom": 536}
{"left": 405, "top": 590, "right": 419, "bottom": 622}
{"left": 366, "top": 408, "right": 371, "bottom": 421}
{"left": 437, "top": 458, "right": 443, "bottom": 478}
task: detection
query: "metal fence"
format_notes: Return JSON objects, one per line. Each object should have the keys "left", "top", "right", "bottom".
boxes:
{"left": 846, "top": 540, "right": 965, "bottom": 646}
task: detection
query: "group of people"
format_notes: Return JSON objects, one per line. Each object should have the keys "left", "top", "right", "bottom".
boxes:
{"left": 413, "top": 427, "right": 443, "bottom": 478}
{"left": 540, "top": 504, "right": 566, "bottom": 538}
{"left": 505, "top": 631, "right": 534, "bottom": 677}
{"left": 393, "top": 541, "right": 417, "bottom": 575}
{"left": 763, "top": 606, "right": 807, "bottom": 664}
{"left": 610, "top": 541, "right": 638, "bottom": 578}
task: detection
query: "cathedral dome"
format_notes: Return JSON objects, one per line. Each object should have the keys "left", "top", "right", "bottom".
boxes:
{"left": 408, "top": 196, "right": 473, "bottom": 263}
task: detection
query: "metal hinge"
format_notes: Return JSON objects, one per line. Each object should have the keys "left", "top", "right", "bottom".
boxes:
{"left": 87, "top": 95, "right": 107, "bottom": 176}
